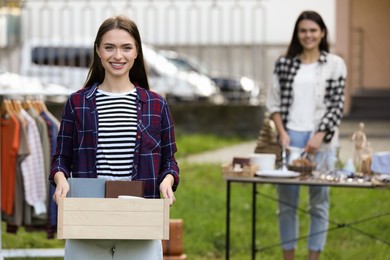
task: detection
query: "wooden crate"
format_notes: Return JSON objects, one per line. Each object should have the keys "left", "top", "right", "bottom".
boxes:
{"left": 57, "top": 198, "right": 170, "bottom": 240}
{"left": 221, "top": 163, "right": 258, "bottom": 178}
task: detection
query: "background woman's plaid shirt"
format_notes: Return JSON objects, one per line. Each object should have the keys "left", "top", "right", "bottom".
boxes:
{"left": 271, "top": 51, "right": 347, "bottom": 143}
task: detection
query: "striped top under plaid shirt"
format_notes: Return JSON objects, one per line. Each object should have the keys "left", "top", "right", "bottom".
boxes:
{"left": 95, "top": 89, "right": 137, "bottom": 180}
{"left": 50, "top": 84, "right": 180, "bottom": 198}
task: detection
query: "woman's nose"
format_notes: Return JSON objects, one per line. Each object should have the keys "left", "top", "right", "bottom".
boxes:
{"left": 114, "top": 49, "right": 122, "bottom": 58}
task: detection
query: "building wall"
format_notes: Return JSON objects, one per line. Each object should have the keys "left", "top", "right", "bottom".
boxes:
{"left": 335, "top": 0, "right": 352, "bottom": 113}
{"left": 351, "top": 0, "right": 390, "bottom": 90}
{"left": 335, "top": 0, "right": 390, "bottom": 115}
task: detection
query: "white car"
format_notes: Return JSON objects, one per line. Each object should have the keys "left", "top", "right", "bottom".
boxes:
{"left": 159, "top": 50, "right": 262, "bottom": 105}
{"left": 144, "top": 45, "right": 223, "bottom": 103}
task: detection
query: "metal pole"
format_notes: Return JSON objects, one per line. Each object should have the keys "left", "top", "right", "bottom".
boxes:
{"left": 225, "top": 180, "right": 231, "bottom": 260}
{"left": 252, "top": 182, "right": 257, "bottom": 260}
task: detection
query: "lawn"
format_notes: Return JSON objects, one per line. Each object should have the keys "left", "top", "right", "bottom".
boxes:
{"left": 2, "top": 134, "right": 390, "bottom": 259}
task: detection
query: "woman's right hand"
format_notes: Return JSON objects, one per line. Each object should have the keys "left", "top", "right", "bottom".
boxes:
{"left": 53, "top": 172, "right": 69, "bottom": 204}
{"left": 270, "top": 112, "right": 290, "bottom": 148}
{"left": 279, "top": 130, "right": 290, "bottom": 148}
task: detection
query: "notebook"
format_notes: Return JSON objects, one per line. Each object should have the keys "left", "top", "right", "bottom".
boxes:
{"left": 105, "top": 180, "right": 145, "bottom": 198}
{"left": 67, "top": 178, "right": 106, "bottom": 198}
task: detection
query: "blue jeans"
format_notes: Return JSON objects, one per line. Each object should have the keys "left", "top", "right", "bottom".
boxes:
{"left": 277, "top": 129, "right": 335, "bottom": 251}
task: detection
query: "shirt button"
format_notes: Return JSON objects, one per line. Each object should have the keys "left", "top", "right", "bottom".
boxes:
{"left": 137, "top": 135, "right": 141, "bottom": 139}
{"left": 135, "top": 149, "right": 139, "bottom": 153}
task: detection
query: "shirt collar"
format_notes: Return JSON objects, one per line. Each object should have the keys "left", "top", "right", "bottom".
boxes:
{"left": 86, "top": 83, "right": 99, "bottom": 99}
{"left": 86, "top": 82, "right": 148, "bottom": 103}
{"left": 136, "top": 86, "right": 148, "bottom": 103}
{"left": 294, "top": 51, "right": 328, "bottom": 64}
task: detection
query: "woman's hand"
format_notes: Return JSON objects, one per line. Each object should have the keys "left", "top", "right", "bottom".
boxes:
{"left": 270, "top": 112, "right": 290, "bottom": 147}
{"left": 279, "top": 130, "right": 290, "bottom": 148}
{"left": 305, "top": 132, "right": 326, "bottom": 154}
{"left": 160, "top": 174, "right": 176, "bottom": 206}
{"left": 53, "top": 172, "right": 69, "bottom": 204}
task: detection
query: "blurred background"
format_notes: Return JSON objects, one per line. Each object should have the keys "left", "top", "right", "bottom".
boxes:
{"left": 0, "top": 0, "right": 334, "bottom": 106}
{"left": 1, "top": 0, "right": 390, "bottom": 118}
{"left": 1, "top": 1, "right": 390, "bottom": 259}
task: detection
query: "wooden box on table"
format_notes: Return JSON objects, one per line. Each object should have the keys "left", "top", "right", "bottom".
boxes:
{"left": 57, "top": 197, "right": 170, "bottom": 240}
{"left": 222, "top": 157, "right": 258, "bottom": 178}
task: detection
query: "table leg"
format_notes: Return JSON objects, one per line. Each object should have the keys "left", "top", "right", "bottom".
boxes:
{"left": 226, "top": 180, "right": 231, "bottom": 260}
{"left": 252, "top": 182, "right": 257, "bottom": 260}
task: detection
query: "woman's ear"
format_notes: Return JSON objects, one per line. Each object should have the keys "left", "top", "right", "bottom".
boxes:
{"left": 95, "top": 45, "right": 101, "bottom": 58}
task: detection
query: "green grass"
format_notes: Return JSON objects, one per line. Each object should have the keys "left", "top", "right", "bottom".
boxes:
{"left": 2, "top": 133, "right": 390, "bottom": 259}
{"left": 174, "top": 132, "right": 249, "bottom": 157}
{"left": 171, "top": 163, "right": 390, "bottom": 259}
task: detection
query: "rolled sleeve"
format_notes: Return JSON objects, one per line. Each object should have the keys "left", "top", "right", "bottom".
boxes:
{"left": 159, "top": 101, "right": 180, "bottom": 191}
{"left": 317, "top": 55, "right": 347, "bottom": 141}
{"left": 49, "top": 96, "right": 75, "bottom": 185}
{"left": 266, "top": 73, "right": 282, "bottom": 115}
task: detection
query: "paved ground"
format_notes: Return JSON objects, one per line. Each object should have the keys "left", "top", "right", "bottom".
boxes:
{"left": 183, "top": 120, "right": 390, "bottom": 164}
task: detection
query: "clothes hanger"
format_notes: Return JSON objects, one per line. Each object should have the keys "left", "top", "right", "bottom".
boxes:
{"left": 11, "top": 99, "right": 28, "bottom": 127}
{"left": 40, "top": 100, "right": 49, "bottom": 112}
{"left": 32, "top": 100, "right": 44, "bottom": 113}
{"left": 12, "top": 100, "right": 23, "bottom": 112}
{"left": 4, "top": 99, "right": 15, "bottom": 113}
{"left": 22, "top": 99, "right": 33, "bottom": 110}
{"left": 1, "top": 99, "right": 14, "bottom": 119}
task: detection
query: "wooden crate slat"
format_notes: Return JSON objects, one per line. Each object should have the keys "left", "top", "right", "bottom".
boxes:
{"left": 60, "top": 225, "right": 165, "bottom": 240}
{"left": 63, "top": 198, "right": 164, "bottom": 211}
{"left": 63, "top": 211, "right": 164, "bottom": 226}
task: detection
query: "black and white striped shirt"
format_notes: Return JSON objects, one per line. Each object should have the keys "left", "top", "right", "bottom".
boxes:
{"left": 95, "top": 89, "right": 137, "bottom": 180}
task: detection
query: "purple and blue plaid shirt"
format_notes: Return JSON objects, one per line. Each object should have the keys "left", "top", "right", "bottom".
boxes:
{"left": 50, "top": 83, "right": 180, "bottom": 198}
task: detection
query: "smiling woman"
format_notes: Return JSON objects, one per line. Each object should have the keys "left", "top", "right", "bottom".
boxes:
{"left": 266, "top": 10, "right": 347, "bottom": 260}
{"left": 49, "top": 15, "right": 180, "bottom": 260}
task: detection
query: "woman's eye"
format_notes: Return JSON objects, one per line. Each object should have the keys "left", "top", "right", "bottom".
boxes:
{"left": 105, "top": 46, "right": 114, "bottom": 51}
{"left": 123, "top": 46, "right": 132, "bottom": 51}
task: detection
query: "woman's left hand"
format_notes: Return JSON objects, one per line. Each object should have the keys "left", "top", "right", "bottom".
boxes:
{"left": 160, "top": 174, "right": 176, "bottom": 206}
{"left": 306, "top": 132, "right": 326, "bottom": 154}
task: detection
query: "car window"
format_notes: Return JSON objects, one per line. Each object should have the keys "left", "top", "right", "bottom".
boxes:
{"left": 32, "top": 46, "right": 93, "bottom": 68}
{"left": 166, "top": 58, "right": 194, "bottom": 72}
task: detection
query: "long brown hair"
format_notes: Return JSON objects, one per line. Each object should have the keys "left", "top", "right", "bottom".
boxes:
{"left": 286, "top": 11, "right": 329, "bottom": 58}
{"left": 84, "top": 15, "right": 149, "bottom": 90}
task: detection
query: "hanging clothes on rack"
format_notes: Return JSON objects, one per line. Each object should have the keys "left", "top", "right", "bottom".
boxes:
{"left": 1, "top": 97, "right": 62, "bottom": 238}
{"left": 26, "top": 101, "right": 51, "bottom": 192}
{"left": 0, "top": 99, "right": 20, "bottom": 216}
{"left": 2, "top": 99, "right": 31, "bottom": 233}
{"left": 35, "top": 99, "right": 61, "bottom": 238}
{"left": 0, "top": 78, "right": 69, "bottom": 257}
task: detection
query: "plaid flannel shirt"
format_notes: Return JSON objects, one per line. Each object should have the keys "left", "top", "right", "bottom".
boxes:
{"left": 50, "top": 83, "right": 180, "bottom": 198}
{"left": 267, "top": 51, "right": 347, "bottom": 143}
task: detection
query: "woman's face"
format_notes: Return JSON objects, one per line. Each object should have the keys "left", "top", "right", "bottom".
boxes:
{"left": 96, "top": 29, "right": 138, "bottom": 79}
{"left": 297, "top": 19, "right": 324, "bottom": 52}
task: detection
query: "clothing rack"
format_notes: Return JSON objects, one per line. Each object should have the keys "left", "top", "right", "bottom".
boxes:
{"left": 0, "top": 91, "right": 66, "bottom": 259}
